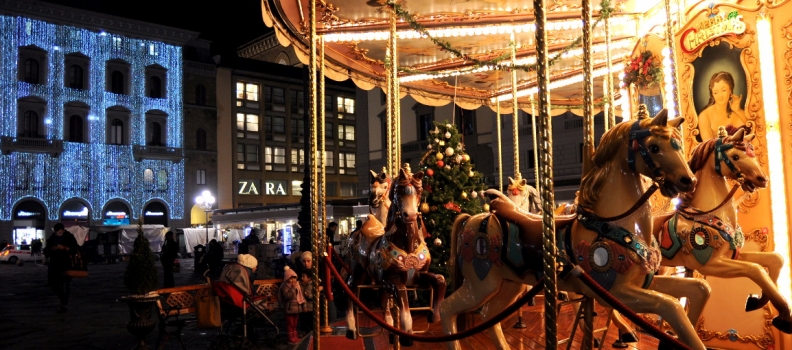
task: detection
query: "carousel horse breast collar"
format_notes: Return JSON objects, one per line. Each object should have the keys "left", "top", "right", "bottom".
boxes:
{"left": 379, "top": 236, "right": 429, "bottom": 284}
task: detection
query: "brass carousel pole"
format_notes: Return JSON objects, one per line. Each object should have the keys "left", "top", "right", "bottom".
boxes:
{"left": 318, "top": 37, "right": 332, "bottom": 336}
{"left": 581, "top": 0, "right": 595, "bottom": 347}
{"left": 510, "top": 32, "right": 521, "bottom": 180}
{"left": 531, "top": 95, "right": 540, "bottom": 194}
{"left": 496, "top": 99, "right": 503, "bottom": 192}
{"left": 534, "top": 0, "right": 558, "bottom": 347}
{"left": 308, "top": 0, "right": 320, "bottom": 348}
{"left": 388, "top": 10, "right": 401, "bottom": 350}
{"left": 664, "top": 0, "right": 680, "bottom": 119}
{"left": 605, "top": 15, "right": 616, "bottom": 130}
{"left": 385, "top": 44, "right": 394, "bottom": 176}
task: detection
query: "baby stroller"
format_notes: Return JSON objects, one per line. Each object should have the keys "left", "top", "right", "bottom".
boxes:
{"left": 209, "top": 263, "right": 280, "bottom": 350}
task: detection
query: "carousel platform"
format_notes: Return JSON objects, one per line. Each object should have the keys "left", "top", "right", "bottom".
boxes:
{"left": 308, "top": 295, "right": 664, "bottom": 350}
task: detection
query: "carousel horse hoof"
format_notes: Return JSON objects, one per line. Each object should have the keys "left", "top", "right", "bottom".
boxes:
{"left": 772, "top": 316, "right": 792, "bottom": 334}
{"left": 745, "top": 294, "right": 769, "bottom": 312}
{"left": 557, "top": 292, "right": 570, "bottom": 302}
{"left": 611, "top": 339, "right": 628, "bottom": 348}
{"left": 619, "top": 331, "right": 639, "bottom": 343}
{"left": 345, "top": 329, "right": 358, "bottom": 340}
{"left": 527, "top": 296, "right": 536, "bottom": 306}
{"left": 399, "top": 337, "right": 414, "bottom": 347}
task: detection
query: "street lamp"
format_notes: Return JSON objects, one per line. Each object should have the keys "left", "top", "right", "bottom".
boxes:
{"left": 195, "top": 190, "right": 215, "bottom": 243}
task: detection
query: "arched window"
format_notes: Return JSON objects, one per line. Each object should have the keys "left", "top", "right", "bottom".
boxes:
{"left": 22, "top": 111, "right": 38, "bottom": 138}
{"left": 195, "top": 84, "right": 206, "bottom": 105}
{"left": 24, "top": 58, "right": 39, "bottom": 84}
{"left": 68, "top": 65, "right": 83, "bottom": 89}
{"left": 109, "top": 118, "right": 124, "bottom": 145}
{"left": 157, "top": 169, "right": 168, "bottom": 190}
{"left": 150, "top": 122, "right": 162, "bottom": 146}
{"left": 69, "top": 114, "right": 83, "bottom": 142}
{"left": 111, "top": 71, "right": 124, "bottom": 94}
{"left": 149, "top": 76, "right": 162, "bottom": 98}
{"left": 143, "top": 168, "right": 154, "bottom": 184}
{"left": 196, "top": 128, "right": 207, "bottom": 150}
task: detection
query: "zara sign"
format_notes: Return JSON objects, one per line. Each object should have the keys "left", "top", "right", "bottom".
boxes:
{"left": 238, "top": 179, "right": 287, "bottom": 196}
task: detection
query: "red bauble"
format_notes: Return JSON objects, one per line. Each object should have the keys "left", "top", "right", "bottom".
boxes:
{"left": 427, "top": 169, "right": 434, "bottom": 176}
{"left": 437, "top": 160, "right": 445, "bottom": 168}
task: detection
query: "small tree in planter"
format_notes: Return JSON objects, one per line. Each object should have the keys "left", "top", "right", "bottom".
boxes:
{"left": 121, "top": 220, "right": 159, "bottom": 350}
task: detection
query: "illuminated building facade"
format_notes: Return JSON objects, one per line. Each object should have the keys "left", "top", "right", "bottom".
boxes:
{"left": 0, "top": 0, "right": 196, "bottom": 244}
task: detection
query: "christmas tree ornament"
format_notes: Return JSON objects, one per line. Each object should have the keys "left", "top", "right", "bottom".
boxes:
{"left": 468, "top": 170, "right": 474, "bottom": 177}
{"left": 461, "top": 192, "right": 468, "bottom": 199}
{"left": 444, "top": 165, "right": 451, "bottom": 171}
{"left": 445, "top": 147, "right": 454, "bottom": 156}
{"left": 437, "top": 160, "right": 444, "bottom": 167}
{"left": 471, "top": 191, "right": 478, "bottom": 198}
{"left": 434, "top": 237, "right": 442, "bottom": 246}
{"left": 455, "top": 154, "right": 463, "bottom": 163}
{"left": 446, "top": 123, "right": 452, "bottom": 129}
{"left": 483, "top": 203, "right": 490, "bottom": 211}
{"left": 436, "top": 152, "right": 444, "bottom": 160}
{"left": 431, "top": 126, "right": 439, "bottom": 134}
{"left": 420, "top": 203, "right": 430, "bottom": 214}
{"left": 463, "top": 154, "right": 470, "bottom": 162}
{"left": 439, "top": 140, "right": 445, "bottom": 146}
{"left": 427, "top": 144, "right": 432, "bottom": 150}
{"left": 426, "top": 169, "right": 434, "bottom": 176}
{"left": 433, "top": 138, "right": 439, "bottom": 144}
{"left": 445, "top": 131, "right": 451, "bottom": 139}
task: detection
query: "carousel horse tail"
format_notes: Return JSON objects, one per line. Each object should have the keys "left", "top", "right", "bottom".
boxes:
{"left": 449, "top": 213, "right": 471, "bottom": 291}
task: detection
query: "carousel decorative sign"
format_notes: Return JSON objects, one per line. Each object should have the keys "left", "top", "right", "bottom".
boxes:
{"left": 680, "top": 10, "right": 746, "bottom": 54}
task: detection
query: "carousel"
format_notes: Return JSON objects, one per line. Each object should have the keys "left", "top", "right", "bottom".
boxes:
{"left": 258, "top": 0, "right": 792, "bottom": 349}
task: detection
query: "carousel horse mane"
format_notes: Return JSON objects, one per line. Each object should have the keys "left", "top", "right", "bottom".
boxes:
{"left": 384, "top": 167, "right": 424, "bottom": 233}
{"left": 578, "top": 111, "right": 680, "bottom": 208}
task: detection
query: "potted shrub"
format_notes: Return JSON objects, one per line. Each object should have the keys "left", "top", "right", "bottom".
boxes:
{"left": 120, "top": 220, "right": 160, "bottom": 350}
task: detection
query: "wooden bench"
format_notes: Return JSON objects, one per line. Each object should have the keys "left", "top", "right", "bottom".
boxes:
{"left": 154, "top": 279, "right": 283, "bottom": 350}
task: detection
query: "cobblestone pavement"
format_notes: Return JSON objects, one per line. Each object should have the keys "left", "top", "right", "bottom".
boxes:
{"left": 0, "top": 258, "right": 303, "bottom": 350}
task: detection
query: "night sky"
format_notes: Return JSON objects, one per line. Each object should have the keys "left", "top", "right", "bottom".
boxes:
{"left": 39, "top": 0, "right": 272, "bottom": 54}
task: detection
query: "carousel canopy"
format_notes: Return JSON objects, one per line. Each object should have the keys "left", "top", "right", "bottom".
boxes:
{"left": 259, "top": 0, "right": 668, "bottom": 110}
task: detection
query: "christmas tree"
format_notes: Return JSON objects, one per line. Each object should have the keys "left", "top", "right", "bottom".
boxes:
{"left": 123, "top": 221, "right": 159, "bottom": 295}
{"left": 419, "top": 121, "right": 488, "bottom": 277}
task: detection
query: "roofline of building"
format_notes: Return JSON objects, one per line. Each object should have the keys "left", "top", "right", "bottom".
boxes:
{"left": 236, "top": 32, "right": 280, "bottom": 59}
{"left": 0, "top": 0, "right": 199, "bottom": 46}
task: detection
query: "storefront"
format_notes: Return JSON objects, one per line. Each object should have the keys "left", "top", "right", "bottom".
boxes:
{"left": 142, "top": 201, "right": 168, "bottom": 226}
{"left": 102, "top": 201, "right": 130, "bottom": 226}
{"left": 12, "top": 200, "right": 46, "bottom": 245}
{"left": 59, "top": 199, "right": 91, "bottom": 228}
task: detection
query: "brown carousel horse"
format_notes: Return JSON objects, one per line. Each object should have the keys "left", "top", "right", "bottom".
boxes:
{"left": 343, "top": 169, "right": 391, "bottom": 261}
{"left": 344, "top": 165, "right": 447, "bottom": 346}
{"left": 654, "top": 126, "right": 792, "bottom": 333}
{"left": 440, "top": 110, "right": 711, "bottom": 350}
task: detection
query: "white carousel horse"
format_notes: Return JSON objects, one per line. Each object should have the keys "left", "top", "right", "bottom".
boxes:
{"left": 505, "top": 176, "right": 541, "bottom": 214}
{"left": 654, "top": 126, "right": 792, "bottom": 333}
{"left": 440, "top": 110, "right": 710, "bottom": 350}
{"left": 345, "top": 165, "right": 446, "bottom": 346}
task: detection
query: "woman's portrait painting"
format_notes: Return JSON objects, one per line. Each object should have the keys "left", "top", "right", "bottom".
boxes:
{"left": 691, "top": 42, "right": 748, "bottom": 141}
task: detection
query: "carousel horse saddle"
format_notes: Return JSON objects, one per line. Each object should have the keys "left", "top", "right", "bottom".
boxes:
{"left": 489, "top": 198, "right": 576, "bottom": 277}
{"left": 360, "top": 214, "right": 385, "bottom": 243}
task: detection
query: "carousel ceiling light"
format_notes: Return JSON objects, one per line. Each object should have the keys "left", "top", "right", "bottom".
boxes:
{"left": 757, "top": 15, "right": 791, "bottom": 301}
{"left": 491, "top": 63, "right": 624, "bottom": 103}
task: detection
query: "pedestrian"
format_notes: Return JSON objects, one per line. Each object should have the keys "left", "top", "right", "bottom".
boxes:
{"left": 297, "top": 251, "right": 322, "bottom": 336}
{"left": 222, "top": 253, "right": 258, "bottom": 294}
{"left": 205, "top": 239, "right": 224, "bottom": 273}
{"left": 43, "top": 223, "right": 80, "bottom": 313}
{"left": 326, "top": 222, "right": 339, "bottom": 246}
{"left": 160, "top": 231, "right": 178, "bottom": 288}
{"left": 279, "top": 266, "right": 305, "bottom": 345}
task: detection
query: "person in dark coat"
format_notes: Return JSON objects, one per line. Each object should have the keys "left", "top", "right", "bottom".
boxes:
{"left": 205, "top": 239, "right": 224, "bottom": 274}
{"left": 43, "top": 223, "right": 80, "bottom": 313}
{"left": 160, "top": 231, "right": 178, "bottom": 288}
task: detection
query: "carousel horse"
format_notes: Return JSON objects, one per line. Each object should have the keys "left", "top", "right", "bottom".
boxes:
{"left": 369, "top": 168, "right": 392, "bottom": 226}
{"left": 345, "top": 165, "right": 447, "bottom": 346}
{"left": 440, "top": 110, "right": 711, "bottom": 350}
{"left": 654, "top": 126, "right": 792, "bottom": 333}
{"left": 506, "top": 176, "right": 541, "bottom": 214}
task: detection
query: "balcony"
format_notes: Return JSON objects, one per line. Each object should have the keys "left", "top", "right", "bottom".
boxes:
{"left": 133, "top": 145, "right": 184, "bottom": 163}
{"left": 0, "top": 136, "right": 64, "bottom": 157}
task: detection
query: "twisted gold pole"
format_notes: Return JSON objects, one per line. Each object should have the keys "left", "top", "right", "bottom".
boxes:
{"left": 533, "top": 0, "right": 558, "bottom": 347}
{"left": 309, "top": 0, "right": 320, "bottom": 348}
{"left": 581, "top": 0, "right": 595, "bottom": 177}
{"left": 388, "top": 10, "right": 399, "bottom": 177}
{"left": 530, "top": 95, "right": 540, "bottom": 194}
{"left": 385, "top": 44, "right": 393, "bottom": 176}
{"left": 510, "top": 32, "right": 520, "bottom": 179}
{"left": 664, "top": 0, "right": 680, "bottom": 120}
{"left": 393, "top": 15, "right": 401, "bottom": 170}
{"left": 605, "top": 16, "right": 616, "bottom": 130}
{"left": 318, "top": 37, "right": 332, "bottom": 336}
{"left": 496, "top": 99, "right": 503, "bottom": 192}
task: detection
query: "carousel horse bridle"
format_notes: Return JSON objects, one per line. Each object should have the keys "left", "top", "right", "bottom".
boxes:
{"left": 386, "top": 176, "right": 423, "bottom": 231}
{"left": 680, "top": 136, "right": 746, "bottom": 216}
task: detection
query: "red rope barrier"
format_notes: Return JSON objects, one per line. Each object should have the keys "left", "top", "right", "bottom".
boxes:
{"left": 325, "top": 244, "right": 334, "bottom": 301}
{"left": 570, "top": 267, "right": 693, "bottom": 350}
{"left": 322, "top": 256, "right": 544, "bottom": 342}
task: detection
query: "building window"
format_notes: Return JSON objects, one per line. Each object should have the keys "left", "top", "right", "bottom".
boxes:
{"left": 237, "top": 113, "right": 260, "bottom": 139}
{"left": 238, "top": 143, "right": 260, "bottom": 170}
{"left": 22, "top": 111, "right": 38, "bottom": 138}
{"left": 263, "top": 86, "right": 285, "bottom": 111}
{"left": 527, "top": 150, "right": 536, "bottom": 169}
{"left": 144, "top": 169, "right": 154, "bottom": 186}
{"left": 291, "top": 180, "right": 302, "bottom": 196}
{"left": 149, "top": 122, "right": 163, "bottom": 146}
{"left": 290, "top": 90, "right": 304, "bottom": 112}
{"left": 338, "top": 124, "right": 355, "bottom": 142}
{"left": 111, "top": 71, "right": 124, "bottom": 94}
{"left": 196, "top": 128, "right": 207, "bottom": 150}
{"left": 196, "top": 169, "right": 206, "bottom": 185}
{"left": 418, "top": 113, "right": 433, "bottom": 141}
{"left": 68, "top": 65, "right": 83, "bottom": 89}
{"left": 236, "top": 82, "right": 259, "bottom": 108}
{"left": 291, "top": 119, "right": 304, "bottom": 138}
{"left": 265, "top": 116, "right": 285, "bottom": 141}
{"left": 23, "top": 58, "right": 40, "bottom": 84}
{"left": 195, "top": 84, "right": 206, "bottom": 105}
{"left": 325, "top": 182, "right": 337, "bottom": 196}
{"left": 337, "top": 97, "right": 355, "bottom": 114}
{"left": 325, "top": 95, "right": 333, "bottom": 111}
{"left": 157, "top": 170, "right": 168, "bottom": 190}
{"left": 325, "top": 122, "right": 334, "bottom": 140}
{"left": 112, "top": 37, "right": 122, "bottom": 50}
{"left": 68, "top": 115, "right": 83, "bottom": 143}
{"left": 340, "top": 183, "right": 356, "bottom": 197}
{"left": 456, "top": 106, "right": 476, "bottom": 136}
{"left": 109, "top": 118, "right": 124, "bottom": 145}
{"left": 290, "top": 148, "right": 304, "bottom": 172}
{"left": 579, "top": 143, "right": 584, "bottom": 163}
{"left": 149, "top": 76, "right": 162, "bottom": 98}
{"left": 339, "top": 153, "right": 356, "bottom": 175}
{"left": 265, "top": 146, "right": 286, "bottom": 171}
{"left": 325, "top": 151, "right": 335, "bottom": 174}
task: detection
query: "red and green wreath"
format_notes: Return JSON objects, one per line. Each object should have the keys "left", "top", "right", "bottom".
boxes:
{"left": 623, "top": 51, "right": 662, "bottom": 89}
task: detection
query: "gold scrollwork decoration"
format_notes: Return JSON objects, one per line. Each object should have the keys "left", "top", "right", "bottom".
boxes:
{"left": 696, "top": 309, "right": 775, "bottom": 349}
{"left": 737, "top": 189, "right": 760, "bottom": 213}
{"left": 342, "top": 43, "right": 384, "bottom": 66}
{"left": 742, "top": 227, "right": 770, "bottom": 251}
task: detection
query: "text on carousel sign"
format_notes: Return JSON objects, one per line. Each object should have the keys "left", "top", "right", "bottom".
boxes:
{"left": 680, "top": 10, "right": 746, "bottom": 54}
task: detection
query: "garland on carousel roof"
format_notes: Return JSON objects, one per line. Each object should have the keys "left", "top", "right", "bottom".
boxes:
{"left": 386, "top": 0, "right": 614, "bottom": 76}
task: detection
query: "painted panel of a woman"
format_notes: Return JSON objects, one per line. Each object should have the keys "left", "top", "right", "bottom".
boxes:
{"left": 697, "top": 71, "right": 747, "bottom": 140}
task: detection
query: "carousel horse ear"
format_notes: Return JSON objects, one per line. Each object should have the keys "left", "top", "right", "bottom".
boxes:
{"left": 484, "top": 188, "right": 510, "bottom": 202}
{"left": 744, "top": 134, "right": 756, "bottom": 143}
{"left": 732, "top": 127, "right": 746, "bottom": 141}
{"left": 508, "top": 176, "right": 515, "bottom": 185}
{"left": 519, "top": 178, "right": 527, "bottom": 186}
{"left": 650, "top": 109, "right": 669, "bottom": 127}
{"left": 667, "top": 116, "right": 684, "bottom": 128}
{"left": 370, "top": 170, "right": 378, "bottom": 181}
